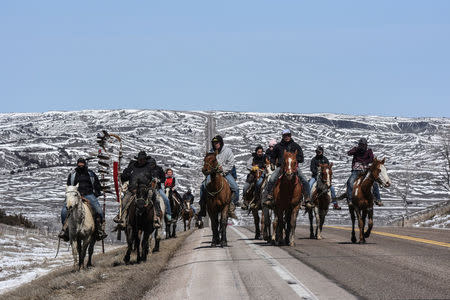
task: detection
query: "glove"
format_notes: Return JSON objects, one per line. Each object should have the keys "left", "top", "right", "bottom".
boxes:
{"left": 251, "top": 166, "right": 259, "bottom": 172}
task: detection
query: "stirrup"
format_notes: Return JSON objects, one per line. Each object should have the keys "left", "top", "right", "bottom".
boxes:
{"left": 374, "top": 200, "right": 384, "bottom": 206}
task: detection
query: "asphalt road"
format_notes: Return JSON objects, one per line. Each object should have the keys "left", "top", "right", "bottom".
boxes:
{"left": 145, "top": 224, "right": 449, "bottom": 300}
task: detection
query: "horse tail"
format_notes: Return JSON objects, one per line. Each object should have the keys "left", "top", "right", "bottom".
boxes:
{"left": 55, "top": 237, "right": 61, "bottom": 258}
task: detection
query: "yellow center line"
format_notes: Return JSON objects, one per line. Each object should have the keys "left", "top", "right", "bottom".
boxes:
{"left": 326, "top": 226, "right": 450, "bottom": 248}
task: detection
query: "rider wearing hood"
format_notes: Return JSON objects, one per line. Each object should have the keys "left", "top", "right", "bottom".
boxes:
{"left": 198, "top": 135, "right": 239, "bottom": 220}
{"left": 346, "top": 138, "right": 382, "bottom": 206}
{"left": 59, "top": 158, "right": 107, "bottom": 241}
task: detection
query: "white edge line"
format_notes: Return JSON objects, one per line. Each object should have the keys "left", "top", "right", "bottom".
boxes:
{"left": 231, "top": 226, "right": 318, "bottom": 300}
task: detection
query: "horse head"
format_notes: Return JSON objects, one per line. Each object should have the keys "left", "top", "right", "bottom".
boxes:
{"left": 202, "top": 151, "right": 220, "bottom": 176}
{"left": 319, "top": 163, "right": 333, "bottom": 189}
{"left": 370, "top": 158, "right": 391, "bottom": 188}
{"left": 65, "top": 184, "right": 81, "bottom": 212}
{"left": 135, "top": 180, "right": 151, "bottom": 216}
{"left": 282, "top": 150, "right": 298, "bottom": 179}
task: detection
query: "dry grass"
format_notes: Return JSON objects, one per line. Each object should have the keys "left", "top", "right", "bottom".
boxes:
{"left": 0, "top": 209, "right": 36, "bottom": 229}
{"left": 1, "top": 230, "right": 194, "bottom": 300}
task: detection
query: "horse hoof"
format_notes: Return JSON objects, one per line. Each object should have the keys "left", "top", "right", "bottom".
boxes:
{"left": 211, "top": 242, "right": 217, "bottom": 248}
{"left": 364, "top": 232, "right": 370, "bottom": 238}
{"left": 351, "top": 236, "right": 357, "bottom": 243}
{"left": 221, "top": 241, "right": 228, "bottom": 247}
{"left": 317, "top": 235, "right": 322, "bottom": 240}
{"left": 255, "top": 234, "right": 261, "bottom": 240}
{"left": 310, "top": 234, "right": 315, "bottom": 239}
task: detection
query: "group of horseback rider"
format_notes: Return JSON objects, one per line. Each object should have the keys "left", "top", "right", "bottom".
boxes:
{"left": 59, "top": 151, "right": 185, "bottom": 242}
{"left": 59, "top": 129, "right": 382, "bottom": 241}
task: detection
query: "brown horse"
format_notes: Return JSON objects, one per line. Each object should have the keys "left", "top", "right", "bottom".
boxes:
{"left": 272, "top": 150, "right": 302, "bottom": 246}
{"left": 202, "top": 151, "right": 232, "bottom": 247}
{"left": 181, "top": 192, "right": 194, "bottom": 231}
{"left": 350, "top": 158, "right": 391, "bottom": 243}
{"left": 308, "top": 163, "right": 333, "bottom": 240}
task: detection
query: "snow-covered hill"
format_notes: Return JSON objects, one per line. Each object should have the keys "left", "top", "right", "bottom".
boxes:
{"left": 0, "top": 109, "right": 449, "bottom": 231}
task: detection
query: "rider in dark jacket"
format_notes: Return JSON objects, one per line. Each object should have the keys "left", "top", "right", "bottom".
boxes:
{"left": 149, "top": 158, "right": 172, "bottom": 220}
{"left": 59, "top": 158, "right": 107, "bottom": 241}
{"left": 262, "top": 129, "right": 311, "bottom": 207}
{"left": 346, "top": 138, "right": 382, "bottom": 206}
{"left": 309, "top": 146, "right": 340, "bottom": 210}
{"left": 241, "top": 145, "right": 267, "bottom": 210}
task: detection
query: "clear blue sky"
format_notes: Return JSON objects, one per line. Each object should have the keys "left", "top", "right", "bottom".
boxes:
{"left": 1, "top": 1, "right": 449, "bottom": 117}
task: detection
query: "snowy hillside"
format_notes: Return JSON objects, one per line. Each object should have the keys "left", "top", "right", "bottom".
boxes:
{"left": 212, "top": 111, "right": 450, "bottom": 225}
{"left": 0, "top": 109, "right": 449, "bottom": 231}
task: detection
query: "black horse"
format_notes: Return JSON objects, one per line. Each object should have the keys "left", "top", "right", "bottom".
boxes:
{"left": 165, "top": 188, "right": 182, "bottom": 238}
{"left": 124, "top": 181, "right": 155, "bottom": 264}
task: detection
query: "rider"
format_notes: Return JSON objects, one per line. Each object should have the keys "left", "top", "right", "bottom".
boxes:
{"left": 148, "top": 157, "right": 172, "bottom": 221}
{"left": 182, "top": 188, "right": 196, "bottom": 214}
{"left": 113, "top": 151, "right": 163, "bottom": 228}
{"left": 309, "top": 146, "right": 341, "bottom": 210}
{"left": 59, "top": 158, "right": 107, "bottom": 241}
{"left": 262, "top": 129, "right": 311, "bottom": 207}
{"left": 164, "top": 168, "right": 176, "bottom": 197}
{"left": 241, "top": 145, "right": 267, "bottom": 210}
{"left": 265, "top": 139, "right": 277, "bottom": 165}
{"left": 346, "top": 138, "right": 382, "bottom": 206}
{"left": 198, "top": 135, "right": 239, "bottom": 220}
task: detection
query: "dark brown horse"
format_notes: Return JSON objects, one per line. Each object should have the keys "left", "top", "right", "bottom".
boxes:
{"left": 202, "top": 151, "right": 231, "bottom": 247}
{"left": 272, "top": 150, "right": 302, "bottom": 246}
{"left": 244, "top": 157, "right": 272, "bottom": 240}
{"left": 181, "top": 193, "right": 194, "bottom": 231}
{"left": 350, "top": 158, "right": 391, "bottom": 243}
{"left": 124, "top": 181, "right": 155, "bottom": 264}
{"left": 308, "top": 163, "right": 333, "bottom": 240}
{"left": 165, "top": 188, "right": 182, "bottom": 238}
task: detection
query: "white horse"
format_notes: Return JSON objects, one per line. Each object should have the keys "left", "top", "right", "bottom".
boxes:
{"left": 65, "top": 184, "right": 96, "bottom": 271}
{"left": 151, "top": 181, "right": 166, "bottom": 253}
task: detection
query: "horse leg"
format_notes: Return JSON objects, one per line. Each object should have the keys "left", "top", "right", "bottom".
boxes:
{"left": 124, "top": 228, "right": 133, "bottom": 263}
{"left": 365, "top": 209, "right": 374, "bottom": 239}
{"left": 71, "top": 239, "right": 78, "bottom": 271}
{"left": 276, "top": 211, "right": 284, "bottom": 246}
{"left": 184, "top": 218, "right": 187, "bottom": 231}
{"left": 272, "top": 213, "right": 278, "bottom": 245}
{"left": 319, "top": 209, "right": 327, "bottom": 240}
{"left": 220, "top": 207, "right": 228, "bottom": 247}
{"left": 355, "top": 209, "right": 364, "bottom": 244}
{"left": 152, "top": 229, "right": 160, "bottom": 253}
{"left": 136, "top": 230, "right": 142, "bottom": 263}
{"left": 253, "top": 209, "right": 261, "bottom": 240}
{"left": 308, "top": 209, "right": 315, "bottom": 239}
{"left": 285, "top": 210, "right": 291, "bottom": 245}
{"left": 188, "top": 216, "right": 192, "bottom": 229}
{"left": 210, "top": 214, "right": 219, "bottom": 247}
{"left": 86, "top": 237, "right": 95, "bottom": 268}
{"left": 172, "top": 221, "right": 177, "bottom": 238}
{"left": 361, "top": 210, "right": 367, "bottom": 243}
{"left": 350, "top": 206, "right": 357, "bottom": 243}
{"left": 289, "top": 206, "right": 300, "bottom": 246}
{"left": 314, "top": 206, "right": 321, "bottom": 240}
{"left": 77, "top": 238, "right": 83, "bottom": 270}
{"left": 142, "top": 231, "right": 150, "bottom": 262}
{"left": 166, "top": 221, "right": 171, "bottom": 239}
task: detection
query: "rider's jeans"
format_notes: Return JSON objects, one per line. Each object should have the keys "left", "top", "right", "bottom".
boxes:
{"left": 309, "top": 177, "right": 337, "bottom": 200}
{"left": 265, "top": 167, "right": 310, "bottom": 197}
{"left": 347, "top": 170, "right": 380, "bottom": 202}
{"left": 200, "top": 174, "right": 240, "bottom": 205}
{"left": 243, "top": 175, "right": 264, "bottom": 196}
{"left": 159, "top": 189, "right": 172, "bottom": 217}
{"left": 61, "top": 194, "right": 103, "bottom": 224}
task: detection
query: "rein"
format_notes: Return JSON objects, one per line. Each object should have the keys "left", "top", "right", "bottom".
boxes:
{"left": 205, "top": 176, "right": 225, "bottom": 196}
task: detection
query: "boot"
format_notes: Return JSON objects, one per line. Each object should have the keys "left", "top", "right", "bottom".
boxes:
{"left": 303, "top": 195, "right": 313, "bottom": 209}
{"left": 95, "top": 217, "right": 108, "bottom": 241}
{"left": 228, "top": 202, "right": 238, "bottom": 219}
{"left": 374, "top": 199, "right": 384, "bottom": 206}
{"left": 154, "top": 214, "right": 161, "bottom": 228}
{"left": 333, "top": 203, "right": 341, "bottom": 210}
{"left": 241, "top": 200, "right": 249, "bottom": 210}
{"left": 58, "top": 221, "right": 69, "bottom": 242}
{"left": 263, "top": 191, "right": 274, "bottom": 207}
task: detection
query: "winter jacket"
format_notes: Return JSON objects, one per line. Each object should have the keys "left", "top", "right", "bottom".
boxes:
{"left": 121, "top": 160, "right": 153, "bottom": 190}
{"left": 271, "top": 138, "right": 304, "bottom": 167}
{"left": 310, "top": 155, "right": 330, "bottom": 179}
{"left": 347, "top": 146, "right": 374, "bottom": 170}
{"left": 150, "top": 165, "right": 166, "bottom": 189}
{"left": 209, "top": 145, "right": 235, "bottom": 175}
{"left": 265, "top": 148, "right": 275, "bottom": 162}
{"left": 67, "top": 166, "right": 101, "bottom": 197}
{"left": 246, "top": 154, "right": 267, "bottom": 170}
{"left": 165, "top": 177, "right": 176, "bottom": 188}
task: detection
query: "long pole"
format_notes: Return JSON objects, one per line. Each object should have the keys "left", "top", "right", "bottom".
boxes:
{"left": 101, "top": 172, "right": 106, "bottom": 253}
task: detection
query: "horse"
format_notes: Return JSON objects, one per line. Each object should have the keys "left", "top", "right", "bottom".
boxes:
{"left": 349, "top": 158, "right": 391, "bottom": 244}
{"left": 65, "top": 184, "right": 96, "bottom": 271}
{"left": 124, "top": 181, "right": 155, "bottom": 264}
{"left": 308, "top": 163, "right": 333, "bottom": 240}
{"left": 244, "top": 157, "right": 272, "bottom": 240}
{"left": 165, "top": 188, "right": 182, "bottom": 238}
{"left": 181, "top": 193, "right": 194, "bottom": 231}
{"left": 272, "top": 150, "right": 302, "bottom": 246}
{"left": 202, "top": 151, "right": 231, "bottom": 247}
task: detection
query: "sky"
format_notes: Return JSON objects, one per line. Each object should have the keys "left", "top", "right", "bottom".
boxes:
{"left": 0, "top": 1, "right": 449, "bottom": 117}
